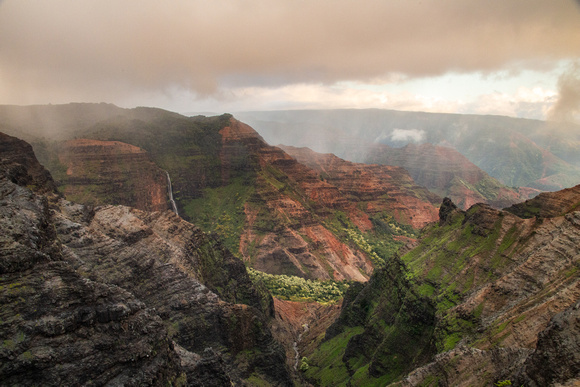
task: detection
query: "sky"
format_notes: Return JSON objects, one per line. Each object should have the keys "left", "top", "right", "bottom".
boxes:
{"left": 1, "top": 0, "right": 580, "bottom": 121}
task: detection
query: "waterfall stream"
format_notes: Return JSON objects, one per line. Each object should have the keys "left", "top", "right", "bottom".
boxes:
{"left": 165, "top": 171, "right": 179, "bottom": 216}
{"left": 293, "top": 323, "right": 310, "bottom": 371}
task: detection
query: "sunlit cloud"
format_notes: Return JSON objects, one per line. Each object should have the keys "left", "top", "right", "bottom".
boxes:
{"left": 0, "top": 0, "right": 578, "bottom": 119}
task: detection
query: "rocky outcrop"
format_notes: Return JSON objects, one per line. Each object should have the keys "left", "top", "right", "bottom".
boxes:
{"left": 0, "top": 135, "right": 182, "bottom": 385}
{"left": 514, "top": 301, "right": 580, "bottom": 386}
{"left": 0, "top": 132, "right": 293, "bottom": 386}
{"left": 0, "top": 132, "right": 57, "bottom": 195}
{"left": 438, "top": 197, "right": 459, "bottom": 225}
{"left": 57, "top": 139, "right": 170, "bottom": 212}
{"left": 505, "top": 183, "right": 580, "bottom": 219}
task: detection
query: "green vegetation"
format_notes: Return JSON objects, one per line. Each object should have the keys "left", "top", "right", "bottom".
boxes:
{"left": 247, "top": 268, "right": 350, "bottom": 304}
{"left": 303, "top": 203, "right": 542, "bottom": 385}
{"left": 304, "top": 256, "right": 435, "bottom": 386}
{"left": 304, "top": 327, "right": 364, "bottom": 385}
{"left": 324, "top": 211, "right": 416, "bottom": 269}
{"left": 184, "top": 176, "right": 255, "bottom": 255}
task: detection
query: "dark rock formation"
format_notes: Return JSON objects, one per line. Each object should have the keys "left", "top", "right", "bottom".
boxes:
{"left": 0, "top": 132, "right": 292, "bottom": 386}
{"left": 438, "top": 197, "right": 459, "bottom": 225}
{"left": 0, "top": 135, "right": 182, "bottom": 385}
{"left": 0, "top": 132, "right": 57, "bottom": 194}
{"left": 515, "top": 301, "right": 580, "bottom": 386}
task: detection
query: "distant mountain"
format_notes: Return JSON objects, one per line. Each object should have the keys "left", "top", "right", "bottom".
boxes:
{"left": 0, "top": 103, "right": 440, "bottom": 281}
{"left": 236, "top": 109, "right": 580, "bottom": 192}
{"left": 505, "top": 183, "right": 580, "bottom": 219}
{"left": 341, "top": 141, "right": 537, "bottom": 210}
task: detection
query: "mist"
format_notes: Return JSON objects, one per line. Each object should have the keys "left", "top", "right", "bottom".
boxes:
{"left": 548, "top": 63, "right": 580, "bottom": 123}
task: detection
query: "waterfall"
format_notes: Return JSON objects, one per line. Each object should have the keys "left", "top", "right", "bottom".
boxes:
{"left": 293, "top": 323, "right": 310, "bottom": 371}
{"left": 165, "top": 171, "right": 179, "bottom": 216}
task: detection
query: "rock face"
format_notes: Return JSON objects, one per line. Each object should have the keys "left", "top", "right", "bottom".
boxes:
{"left": 0, "top": 132, "right": 292, "bottom": 386}
{"left": 0, "top": 132, "right": 57, "bottom": 195}
{"left": 0, "top": 136, "right": 182, "bottom": 385}
{"left": 56, "top": 138, "right": 170, "bottom": 212}
{"left": 303, "top": 194, "right": 580, "bottom": 386}
{"left": 505, "top": 183, "right": 580, "bottom": 219}
{"left": 280, "top": 145, "right": 440, "bottom": 229}
{"left": 514, "top": 301, "right": 580, "bottom": 386}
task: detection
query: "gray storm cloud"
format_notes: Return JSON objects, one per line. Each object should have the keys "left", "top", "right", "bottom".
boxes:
{"left": 548, "top": 63, "right": 580, "bottom": 123}
{"left": 0, "top": 0, "right": 579, "bottom": 105}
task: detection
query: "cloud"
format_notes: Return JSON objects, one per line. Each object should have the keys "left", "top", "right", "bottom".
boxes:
{"left": 390, "top": 129, "right": 426, "bottom": 143}
{"left": 0, "top": 0, "right": 579, "bottom": 107}
{"left": 548, "top": 63, "right": 580, "bottom": 123}
{"left": 458, "top": 87, "right": 557, "bottom": 119}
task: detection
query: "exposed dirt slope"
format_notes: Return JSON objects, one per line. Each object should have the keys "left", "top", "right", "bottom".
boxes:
{"left": 221, "top": 119, "right": 440, "bottom": 281}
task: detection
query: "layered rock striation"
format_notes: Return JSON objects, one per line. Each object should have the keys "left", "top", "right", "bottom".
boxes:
{"left": 303, "top": 194, "right": 580, "bottom": 386}
{"left": 0, "top": 105, "right": 441, "bottom": 281}
{"left": 280, "top": 145, "right": 440, "bottom": 229}
{"left": 57, "top": 139, "right": 170, "bottom": 212}
{"left": 0, "top": 132, "right": 292, "bottom": 386}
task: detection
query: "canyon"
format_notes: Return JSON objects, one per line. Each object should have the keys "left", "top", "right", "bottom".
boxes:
{"left": 303, "top": 188, "right": 580, "bottom": 386}
{"left": 1, "top": 104, "right": 580, "bottom": 386}
{"left": 1, "top": 104, "right": 440, "bottom": 281}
